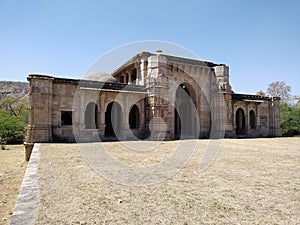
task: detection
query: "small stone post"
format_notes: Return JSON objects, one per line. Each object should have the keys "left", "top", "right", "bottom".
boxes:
{"left": 24, "top": 142, "right": 34, "bottom": 161}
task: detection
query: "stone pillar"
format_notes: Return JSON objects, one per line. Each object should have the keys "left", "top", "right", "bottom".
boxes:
{"left": 135, "top": 63, "right": 141, "bottom": 85}
{"left": 128, "top": 71, "right": 132, "bottom": 84}
{"left": 123, "top": 94, "right": 130, "bottom": 131}
{"left": 75, "top": 89, "right": 86, "bottom": 142}
{"left": 140, "top": 60, "right": 145, "bottom": 85}
{"left": 270, "top": 97, "right": 281, "bottom": 137}
{"left": 139, "top": 99, "right": 145, "bottom": 130}
{"left": 124, "top": 73, "right": 127, "bottom": 84}
{"left": 246, "top": 103, "right": 249, "bottom": 129}
{"left": 210, "top": 89, "right": 227, "bottom": 138}
{"left": 255, "top": 104, "right": 258, "bottom": 128}
{"left": 214, "top": 65, "right": 231, "bottom": 92}
{"left": 224, "top": 92, "right": 233, "bottom": 137}
{"left": 98, "top": 93, "right": 106, "bottom": 138}
{"left": 26, "top": 75, "right": 53, "bottom": 143}
{"left": 146, "top": 54, "right": 170, "bottom": 140}
{"left": 24, "top": 142, "right": 34, "bottom": 161}
{"left": 25, "top": 75, "right": 54, "bottom": 160}
{"left": 268, "top": 99, "right": 274, "bottom": 137}
{"left": 274, "top": 98, "right": 281, "bottom": 136}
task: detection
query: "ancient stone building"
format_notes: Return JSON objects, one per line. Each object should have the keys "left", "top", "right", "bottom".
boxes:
{"left": 25, "top": 50, "right": 281, "bottom": 147}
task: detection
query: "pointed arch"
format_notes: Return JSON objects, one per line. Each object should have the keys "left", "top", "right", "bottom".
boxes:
{"left": 105, "top": 101, "right": 122, "bottom": 137}
{"left": 85, "top": 102, "right": 98, "bottom": 129}
{"left": 129, "top": 104, "right": 139, "bottom": 129}
{"left": 250, "top": 110, "right": 256, "bottom": 129}
{"left": 174, "top": 83, "right": 198, "bottom": 139}
{"left": 236, "top": 108, "right": 245, "bottom": 135}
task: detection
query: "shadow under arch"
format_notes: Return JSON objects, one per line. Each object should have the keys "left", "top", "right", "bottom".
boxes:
{"left": 105, "top": 101, "right": 122, "bottom": 138}
{"left": 174, "top": 83, "right": 199, "bottom": 139}
{"left": 236, "top": 108, "right": 246, "bottom": 135}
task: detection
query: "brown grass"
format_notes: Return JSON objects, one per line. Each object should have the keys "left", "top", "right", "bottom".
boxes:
{"left": 0, "top": 145, "right": 27, "bottom": 225}
{"left": 35, "top": 138, "right": 300, "bottom": 224}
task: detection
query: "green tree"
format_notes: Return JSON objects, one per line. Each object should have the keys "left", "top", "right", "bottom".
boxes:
{"left": 260, "top": 81, "right": 299, "bottom": 137}
{"left": 0, "top": 95, "right": 28, "bottom": 116}
{"left": 280, "top": 103, "right": 300, "bottom": 137}
{"left": 0, "top": 110, "right": 26, "bottom": 144}
{"left": 297, "top": 99, "right": 300, "bottom": 108}
{"left": 0, "top": 95, "right": 28, "bottom": 145}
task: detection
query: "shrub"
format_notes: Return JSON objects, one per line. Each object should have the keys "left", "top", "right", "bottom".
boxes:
{"left": 0, "top": 110, "right": 26, "bottom": 144}
{"left": 280, "top": 103, "right": 300, "bottom": 137}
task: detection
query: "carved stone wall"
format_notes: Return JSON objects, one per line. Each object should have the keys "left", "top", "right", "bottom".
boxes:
{"left": 26, "top": 51, "right": 281, "bottom": 145}
{"left": 27, "top": 75, "right": 53, "bottom": 143}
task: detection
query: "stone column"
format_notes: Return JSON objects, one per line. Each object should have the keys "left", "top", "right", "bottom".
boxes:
{"left": 246, "top": 103, "right": 249, "bottom": 130}
{"left": 128, "top": 71, "right": 132, "bottom": 84}
{"left": 146, "top": 54, "right": 170, "bottom": 140}
{"left": 140, "top": 60, "right": 145, "bottom": 85}
{"left": 79, "top": 90, "right": 86, "bottom": 130}
{"left": 274, "top": 98, "right": 281, "bottom": 136}
{"left": 232, "top": 102, "right": 236, "bottom": 134}
{"left": 98, "top": 93, "right": 106, "bottom": 138}
{"left": 26, "top": 75, "right": 53, "bottom": 143}
{"left": 123, "top": 94, "right": 130, "bottom": 130}
{"left": 269, "top": 97, "right": 281, "bottom": 137}
{"left": 124, "top": 73, "right": 127, "bottom": 84}
{"left": 24, "top": 142, "right": 34, "bottom": 161}
{"left": 25, "top": 75, "right": 54, "bottom": 160}
{"left": 255, "top": 103, "right": 259, "bottom": 128}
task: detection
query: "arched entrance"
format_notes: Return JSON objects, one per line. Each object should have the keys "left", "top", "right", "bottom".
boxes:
{"left": 129, "top": 104, "right": 139, "bottom": 129}
{"left": 85, "top": 102, "right": 98, "bottom": 129}
{"left": 249, "top": 110, "right": 256, "bottom": 129}
{"left": 174, "top": 83, "right": 198, "bottom": 139}
{"left": 105, "top": 101, "right": 122, "bottom": 137}
{"left": 236, "top": 108, "right": 245, "bottom": 135}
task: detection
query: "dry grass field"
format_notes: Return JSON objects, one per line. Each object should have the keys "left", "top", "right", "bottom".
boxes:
{"left": 0, "top": 145, "right": 27, "bottom": 225}
{"left": 35, "top": 138, "right": 300, "bottom": 224}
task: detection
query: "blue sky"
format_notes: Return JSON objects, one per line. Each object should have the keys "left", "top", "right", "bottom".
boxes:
{"left": 0, "top": 0, "right": 299, "bottom": 96}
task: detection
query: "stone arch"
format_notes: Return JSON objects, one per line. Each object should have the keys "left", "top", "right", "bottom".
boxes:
{"left": 85, "top": 102, "right": 98, "bottom": 129}
{"left": 236, "top": 108, "right": 245, "bottom": 135}
{"left": 105, "top": 101, "right": 122, "bottom": 137}
{"left": 129, "top": 104, "right": 139, "bottom": 129}
{"left": 174, "top": 83, "right": 198, "bottom": 139}
{"left": 250, "top": 110, "right": 256, "bottom": 129}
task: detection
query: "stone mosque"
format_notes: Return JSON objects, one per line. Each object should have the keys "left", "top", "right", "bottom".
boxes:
{"left": 25, "top": 50, "right": 281, "bottom": 149}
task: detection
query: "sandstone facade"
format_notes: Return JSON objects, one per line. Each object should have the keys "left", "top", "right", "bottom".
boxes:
{"left": 26, "top": 51, "right": 281, "bottom": 145}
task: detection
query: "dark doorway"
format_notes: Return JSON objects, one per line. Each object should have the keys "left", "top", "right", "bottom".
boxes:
{"left": 250, "top": 110, "right": 256, "bottom": 129}
{"left": 174, "top": 83, "right": 197, "bottom": 139}
{"left": 85, "top": 102, "right": 98, "bottom": 129}
{"left": 174, "top": 108, "right": 181, "bottom": 138}
{"left": 105, "top": 102, "right": 122, "bottom": 137}
{"left": 129, "top": 104, "right": 139, "bottom": 129}
{"left": 236, "top": 108, "right": 245, "bottom": 135}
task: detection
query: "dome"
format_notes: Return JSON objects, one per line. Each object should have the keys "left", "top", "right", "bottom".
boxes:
{"left": 105, "top": 76, "right": 117, "bottom": 83}
{"left": 83, "top": 71, "right": 117, "bottom": 83}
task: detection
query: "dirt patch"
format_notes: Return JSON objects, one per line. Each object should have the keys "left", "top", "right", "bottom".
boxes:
{"left": 36, "top": 138, "right": 300, "bottom": 224}
{"left": 0, "top": 145, "right": 27, "bottom": 225}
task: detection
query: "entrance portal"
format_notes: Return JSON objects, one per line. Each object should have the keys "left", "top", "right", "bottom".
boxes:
{"left": 236, "top": 108, "right": 245, "bottom": 135}
{"left": 105, "top": 102, "right": 122, "bottom": 137}
{"left": 174, "top": 83, "right": 198, "bottom": 139}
